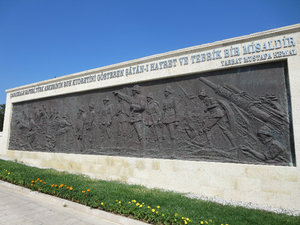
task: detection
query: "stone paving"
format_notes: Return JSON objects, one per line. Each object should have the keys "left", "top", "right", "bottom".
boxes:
{"left": 0, "top": 181, "right": 148, "bottom": 225}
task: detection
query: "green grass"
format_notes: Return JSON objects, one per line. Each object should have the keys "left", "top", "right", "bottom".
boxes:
{"left": 0, "top": 158, "right": 299, "bottom": 225}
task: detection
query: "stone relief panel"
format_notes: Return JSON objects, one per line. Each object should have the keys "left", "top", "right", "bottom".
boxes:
{"left": 9, "top": 61, "right": 295, "bottom": 166}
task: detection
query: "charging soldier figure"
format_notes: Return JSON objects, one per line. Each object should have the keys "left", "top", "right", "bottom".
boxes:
{"left": 198, "top": 90, "right": 236, "bottom": 148}
{"left": 113, "top": 85, "right": 146, "bottom": 148}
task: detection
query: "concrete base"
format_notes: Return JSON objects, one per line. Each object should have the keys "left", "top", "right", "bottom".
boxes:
{"left": 3, "top": 150, "right": 300, "bottom": 211}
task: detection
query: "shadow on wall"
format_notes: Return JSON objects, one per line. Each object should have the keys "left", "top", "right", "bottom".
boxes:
{"left": 0, "top": 104, "right": 5, "bottom": 132}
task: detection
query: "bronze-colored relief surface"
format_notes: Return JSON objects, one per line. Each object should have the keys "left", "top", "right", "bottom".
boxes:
{"left": 9, "top": 61, "right": 295, "bottom": 166}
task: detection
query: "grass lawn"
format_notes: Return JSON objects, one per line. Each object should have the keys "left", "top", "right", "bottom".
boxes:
{"left": 0, "top": 158, "right": 299, "bottom": 225}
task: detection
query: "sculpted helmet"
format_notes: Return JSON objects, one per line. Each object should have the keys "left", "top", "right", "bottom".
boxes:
{"left": 103, "top": 96, "right": 110, "bottom": 102}
{"left": 165, "top": 86, "right": 174, "bottom": 94}
{"left": 257, "top": 125, "right": 273, "bottom": 137}
{"left": 147, "top": 92, "right": 154, "bottom": 99}
{"left": 132, "top": 85, "right": 141, "bottom": 93}
{"left": 198, "top": 89, "right": 207, "bottom": 97}
{"left": 89, "top": 103, "right": 95, "bottom": 109}
{"left": 79, "top": 105, "right": 85, "bottom": 112}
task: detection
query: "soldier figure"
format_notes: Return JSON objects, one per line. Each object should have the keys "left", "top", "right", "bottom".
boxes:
{"left": 100, "top": 97, "right": 114, "bottom": 144}
{"left": 57, "top": 114, "right": 72, "bottom": 134}
{"left": 198, "top": 89, "right": 236, "bottom": 148}
{"left": 162, "top": 86, "right": 178, "bottom": 144}
{"left": 27, "top": 115, "right": 38, "bottom": 150}
{"left": 240, "top": 125, "right": 289, "bottom": 164}
{"left": 75, "top": 106, "right": 87, "bottom": 152}
{"left": 114, "top": 95, "right": 129, "bottom": 144}
{"left": 113, "top": 85, "right": 146, "bottom": 147}
{"left": 56, "top": 113, "right": 72, "bottom": 152}
{"left": 14, "top": 111, "right": 30, "bottom": 149}
{"left": 144, "top": 93, "right": 161, "bottom": 145}
{"left": 86, "top": 103, "right": 97, "bottom": 149}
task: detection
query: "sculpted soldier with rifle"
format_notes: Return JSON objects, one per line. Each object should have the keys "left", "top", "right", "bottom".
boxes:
{"left": 113, "top": 85, "right": 146, "bottom": 147}
{"left": 144, "top": 92, "right": 162, "bottom": 147}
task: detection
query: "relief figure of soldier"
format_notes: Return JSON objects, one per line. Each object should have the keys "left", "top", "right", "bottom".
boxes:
{"left": 100, "top": 97, "right": 114, "bottom": 146}
{"left": 162, "top": 86, "right": 178, "bottom": 148}
{"left": 113, "top": 85, "right": 146, "bottom": 148}
{"left": 198, "top": 89, "right": 236, "bottom": 148}
{"left": 144, "top": 92, "right": 162, "bottom": 148}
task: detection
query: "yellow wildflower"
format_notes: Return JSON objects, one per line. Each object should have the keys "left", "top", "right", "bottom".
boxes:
{"left": 136, "top": 203, "right": 140, "bottom": 206}
{"left": 69, "top": 187, "right": 73, "bottom": 190}
{"left": 184, "top": 220, "right": 187, "bottom": 225}
{"left": 157, "top": 205, "right": 160, "bottom": 209}
{"left": 209, "top": 219, "right": 212, "bottom": 222}
{"left": 175, "top": 213, "right": 178, "bottom": 217}
{"left": 152, "top": 209, "right": 155, "bottom": 213}
{"left": 101, "top": 202, "right": 104, "bottom": 206}
{"left": 201, "top": 221, "right": 204, "bottom": 224}
{"left": 147, "top": 206, "right": 151, "bottom": 209}
{"left": 132, "top": 200, "right": 136, "bottom": 203}
{"left": 162, "top": 214, "right": 165, "bottom": 217}
{"left": 82, "top": 190, "right": 86, "bottom": 193}
{"left": 87, "top": 189, "right": 90, "bottom": 192}
{"left": 118, "top": 201, "right": 121, "bottom": 204}
{"left": 139, "top": 205, "right": 142, "bottom": 208}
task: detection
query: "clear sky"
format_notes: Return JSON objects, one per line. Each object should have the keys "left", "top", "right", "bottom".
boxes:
{"left": 0, "top": 0, "right": 299, "bottom": 104}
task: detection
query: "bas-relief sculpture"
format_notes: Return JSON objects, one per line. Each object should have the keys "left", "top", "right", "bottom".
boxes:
{"left": 9, "top": 61, "right": 295, "bottom": 166}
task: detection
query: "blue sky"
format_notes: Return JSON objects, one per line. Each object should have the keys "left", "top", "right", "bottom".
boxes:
{"left": 0, "top": 0, "right": 299, "bottom": 104}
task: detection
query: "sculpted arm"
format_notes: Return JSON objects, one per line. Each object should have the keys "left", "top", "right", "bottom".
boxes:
{"left": 113, "top": 91, "right": 133, "bottom": 104}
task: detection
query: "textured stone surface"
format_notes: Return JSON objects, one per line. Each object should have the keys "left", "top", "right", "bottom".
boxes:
{"left": 8, "top": 62, "right": 294, "bottom": 166}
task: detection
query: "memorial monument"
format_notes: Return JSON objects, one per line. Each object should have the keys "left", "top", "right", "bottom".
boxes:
{"left": 1, "top": 24, "right": 300, "bottom": 211}
{"left": 8, "top": 62, "right": 294, "bottom": 166}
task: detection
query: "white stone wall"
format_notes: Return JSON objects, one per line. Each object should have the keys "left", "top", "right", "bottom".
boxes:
{"left": 2, "top": 24, "right": 300, "bottom": 211}
{"left": 0, "top": 132, "right": 3, "bottom": 154}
